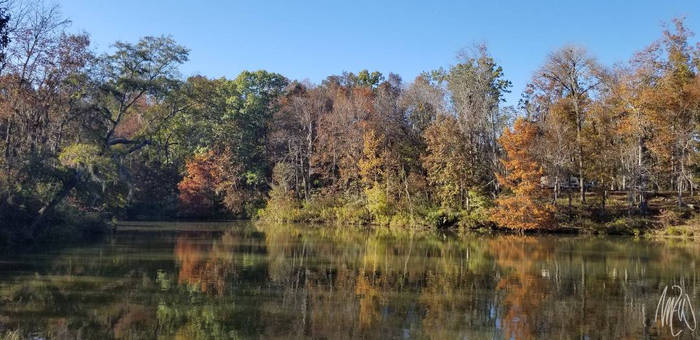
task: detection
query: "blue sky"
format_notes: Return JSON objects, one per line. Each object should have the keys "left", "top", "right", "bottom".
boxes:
{"left": 60, "top": 0, "right": 699, "bottom": 106}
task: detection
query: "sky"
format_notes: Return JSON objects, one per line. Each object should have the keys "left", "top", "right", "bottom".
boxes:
{"left": 59, "top": 0, "right": 700, "bottom": 106}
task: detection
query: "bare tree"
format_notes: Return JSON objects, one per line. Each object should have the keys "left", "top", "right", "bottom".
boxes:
{"left": 533, "top": 46, "right": 600, "bottom": 203}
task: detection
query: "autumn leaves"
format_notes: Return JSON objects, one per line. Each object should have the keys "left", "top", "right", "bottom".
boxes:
{"left": 492, "top": 119, "right": 555, "bottom": 231}
{"left": 174, "top": 19, "right": 700, "bottom": 232}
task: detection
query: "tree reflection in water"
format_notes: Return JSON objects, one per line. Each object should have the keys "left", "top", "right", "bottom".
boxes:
{"left": 0, "top": 222, "right": 698, "bottom": 339}
{"left": 174, "top": 231, "right": 237, "bottom": 296}
{"left": 491, "top": 236, "right": 552, "bottom": 340}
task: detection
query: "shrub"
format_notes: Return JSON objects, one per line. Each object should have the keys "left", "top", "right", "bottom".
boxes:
{"left": 365, "top": 185, "right": 391, "bottom": 226}
{"left": 258, "top": 162, "right": 301, "bottom": 223}
{"left": 664, "top": 226, "right": 684, "bottom": 236}
{"left": 458, "top": 192, "right": 493, "bottom": 229}
{"left": 334, "top": 200, "right": 370, "bottom": 226}
{"left": 604, "top": 217, "right": 651, "bottom": 235}
{"left": 389, "top": 212, "right": 415, "bottom": 229}
{"left": 426, "top": 208, "right": 460, "bottom": 228}
{"left": 458, "top": 211, "right": 487, "bottom": 229}
{"left": 259, "top": 197, "right": 300, "bottom": 223}
{"left": 663, "top": 226, "right": 694, "bottom": 237}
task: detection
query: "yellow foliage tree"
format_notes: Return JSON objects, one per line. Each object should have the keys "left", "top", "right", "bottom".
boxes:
{"left": 358, "top": 129, "right": 384, "bottom": 186}
{"left": 491, "top": 118, "right": 555, "bottom": 231}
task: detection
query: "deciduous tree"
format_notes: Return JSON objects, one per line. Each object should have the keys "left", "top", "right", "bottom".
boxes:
{"left": 491, "top": 118, "right": 555, "bottom": 231}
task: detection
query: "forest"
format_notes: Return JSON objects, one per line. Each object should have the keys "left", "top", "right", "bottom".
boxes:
{"left": 1, "top": 1, "right": 699, "bottom": 248}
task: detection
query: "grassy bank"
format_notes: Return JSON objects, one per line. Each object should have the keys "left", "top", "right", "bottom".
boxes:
{"left": 258, "top": 190, "right": 699, "bottom": 236}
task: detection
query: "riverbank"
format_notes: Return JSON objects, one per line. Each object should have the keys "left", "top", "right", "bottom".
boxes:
{"left": 2, "top": 189, "right": 696, "bottom": 254}
{"left": 258, "top": 190, "right": 699, "bottom": 236}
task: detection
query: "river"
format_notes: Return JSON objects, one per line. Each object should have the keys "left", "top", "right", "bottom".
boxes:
{"left": 0, "top": 221, "right": 698, "bottom": 339}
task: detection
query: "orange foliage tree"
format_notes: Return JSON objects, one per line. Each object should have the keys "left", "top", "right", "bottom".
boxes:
{"left": 177, "top": 150, "right": 222, "bottom": 217}
{"left": 491, "top": 118, "right": 555, "bottom": 231}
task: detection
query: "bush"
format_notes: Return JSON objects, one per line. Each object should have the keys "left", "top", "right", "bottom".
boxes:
{"left": 458, "top": 211, "right": 487, "bottom": 229}
{"left": 258, "top": 162, "right": 303, "bottom": 223}
{"left": 365, "top": 185, "right": 391, "bottom": 226}
{"left": 259, "top": 190, "right": 300, "bottom": 223}
{"left": 287, "top": 194, "right": 347, "bottom": 223}
{"left": 426, "top": 208, "right": 460, "bottom": 228}
{"left": 334, "top": 200, "right": 371, "bottom": 226}
{"left": 664, "top": 226, "right": 694, "bottom": 237}
{"left": 572, "top": 217, "right": 600, "bottom": 232}
{"left": 604, "top": 217, "right": 651, "bottom": 235}
{"left": 664, "top": 226, "right": 684, "bottom": 236}
{"left": 389, "top": 212, "right": 416, "bottom": 229}
{"left": 302, "top": 195, "right": 337, "bottom": 222}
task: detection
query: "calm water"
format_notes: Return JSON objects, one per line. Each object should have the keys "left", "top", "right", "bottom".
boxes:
{"left": 0, "top": 222, "right": 698, "bottom": 339}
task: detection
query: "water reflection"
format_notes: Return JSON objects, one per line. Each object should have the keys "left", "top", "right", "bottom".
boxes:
{"left": 0, "top": 222, "right": 698, "bottom": 339}
{"left": 174, "top": 231, "right": 237, "bottom": 295}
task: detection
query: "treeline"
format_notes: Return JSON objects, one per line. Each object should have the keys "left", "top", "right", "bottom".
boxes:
{"left": 0, "top": 2, "right": 698, "bottom": 245}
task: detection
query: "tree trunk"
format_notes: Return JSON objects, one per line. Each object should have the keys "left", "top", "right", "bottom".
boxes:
{"left": 601, "top": 189, "right": 607, "bottom": 213}
{"left": 678, "top": 147, "right": 685, "bottom": 208}
{"left": 690, "top": 179, "right": 694, "bottom": 198}
{"left": 678, "top": 176, "right": 683, "bottom": 208}
{"left": 30, "top": 173, "right": 79, "bottom": 237}
{"left": 637, "top": 135, "right": 647, "bottom": 214}
{"left": 573, "top": 99, "right": 586, "bottom": 205}
{"left": 579, "top": 169, "right": 585, "bottom": 204}
{"left": 305, "top": 119, "right": 313, "bottom": 201}
{"left": 567, "top": 188, "right": 572, "bottom": 220}
{"left": 4, "top": 118, "right": 11, "bottom": 159}
{"left": 639, "top": 192, "right": 647, "bottom": 214}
